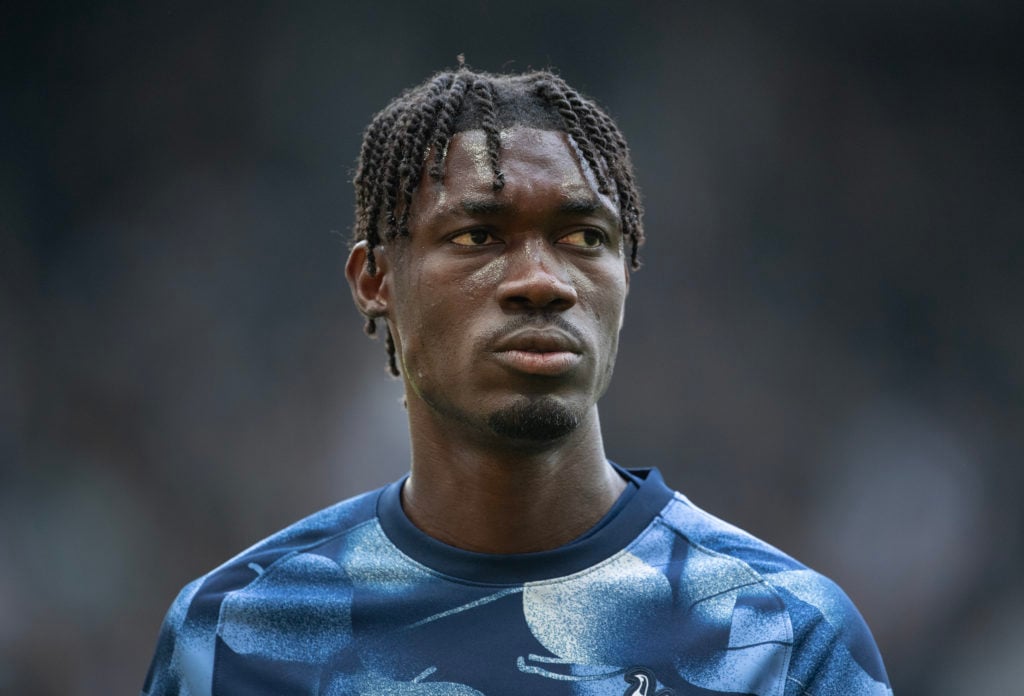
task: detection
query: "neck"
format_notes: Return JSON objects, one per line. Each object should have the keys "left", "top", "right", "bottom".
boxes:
{"left": 401, "top": 405, "right": 626, "bottom": 554}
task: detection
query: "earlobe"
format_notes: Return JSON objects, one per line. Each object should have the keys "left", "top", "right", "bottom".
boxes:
{"left": 345, "top": 240, "right": 389, "bottom": 319}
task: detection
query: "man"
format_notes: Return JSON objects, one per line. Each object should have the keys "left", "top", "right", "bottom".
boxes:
{"left": 143, "top": 67, "right": 891, "bottom": 695}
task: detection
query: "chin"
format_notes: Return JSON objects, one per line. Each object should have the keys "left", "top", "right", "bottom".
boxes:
{"left": 485, "top": 396, "right": 582, "bottom": 442}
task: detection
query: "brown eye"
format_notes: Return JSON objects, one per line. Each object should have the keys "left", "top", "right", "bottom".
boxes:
{"left": 451, "top": 229, "right": 497, "bottom": 246}
{"left": 559, "top": 229, "right": 605, "bottom": 248}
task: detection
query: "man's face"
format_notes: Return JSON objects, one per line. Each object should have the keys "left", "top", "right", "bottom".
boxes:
{"left": 378, "top": 126, "right": 628, "bottom": 443}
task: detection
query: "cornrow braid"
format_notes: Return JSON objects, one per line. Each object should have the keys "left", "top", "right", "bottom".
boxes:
{"left": 352, "top": 67, "right": 644, "bottom": 375}
{"left": 472, "top": 79, "right": 505, "bottom": 191}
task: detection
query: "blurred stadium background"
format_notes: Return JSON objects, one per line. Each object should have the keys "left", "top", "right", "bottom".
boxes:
{"left": 2, "top": 2, "right": 1022, "bottom": 693}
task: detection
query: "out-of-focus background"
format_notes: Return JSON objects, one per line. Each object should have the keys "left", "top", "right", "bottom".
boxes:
{"left": 2, "top": 1, "right": 1022, "bottom": 693}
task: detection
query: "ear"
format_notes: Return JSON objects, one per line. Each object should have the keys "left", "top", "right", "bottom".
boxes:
{"left": 345, "top": 240, "right": 390, "bottom": 319}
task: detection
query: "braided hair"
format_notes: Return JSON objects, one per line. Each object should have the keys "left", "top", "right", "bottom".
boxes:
{"left": 352, "top": 66, "right": 644, "bottom": 375}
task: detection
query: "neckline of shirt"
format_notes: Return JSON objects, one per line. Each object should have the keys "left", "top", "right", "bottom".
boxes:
{"left": 375, "top": 464, "right": 674, "bottom": 585}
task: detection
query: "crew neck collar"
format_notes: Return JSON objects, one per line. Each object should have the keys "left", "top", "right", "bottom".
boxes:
{"left": 375, "top": 465, "right": 674, "bottom": 585}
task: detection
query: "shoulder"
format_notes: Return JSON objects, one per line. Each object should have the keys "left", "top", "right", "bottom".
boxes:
{"left": 654, "top": 491, "right": 804, "bottom": 576}
{"left": 652, "top": 492, "right": 892, "bottom": 695}
{"left": 187, "top": 485, "right": 384, "bottom": 603}
{"left": 142, "top": 486, "right": 385, "bottom": 696}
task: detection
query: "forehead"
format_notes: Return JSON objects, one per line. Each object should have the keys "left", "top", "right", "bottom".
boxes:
{"left": 417, "top": 127, "right": 618, "bottom": 218}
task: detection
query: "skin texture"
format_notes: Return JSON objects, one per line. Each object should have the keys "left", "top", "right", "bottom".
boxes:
{"left": 346, "top": 127, "right": 629, "bottom": 553}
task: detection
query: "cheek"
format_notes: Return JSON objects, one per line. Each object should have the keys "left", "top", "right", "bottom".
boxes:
{"left": 572, "top": 266, "right": 628, "bottom": 328}
{"left": 392, "top": 263, "right": 489, "bottom": 366}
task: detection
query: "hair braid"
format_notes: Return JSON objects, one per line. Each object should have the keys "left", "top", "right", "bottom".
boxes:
{"left": 397, "top": 76, "right": 452, "bottom": 231}
{"left": 472, "top": 79, "right": 505, "bottom": 191}
{"left": 356, "top": 118, "right": 380, "bottom": 328}
{"left": 428, "top": 76, "right": 470, "bottom": 181}
{"left": 379, "top": 108, "right": 419, "bottom": 241}
{"left": 354, "top": 110, "right": 398, "bottom": 276}
{"left": 565, "top": 89, "right": 613, "bottom": 166}
{"left": 532, "top": 79, "right": 611, "bottom": 195}
{"left": 594, "top": 109, "right": 645, "bottom": 268}
{"left": 393, "top": 108, "right": 425, "bottom": 233}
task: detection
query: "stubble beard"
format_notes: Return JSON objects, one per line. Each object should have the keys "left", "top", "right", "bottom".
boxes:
{"left": 486, "top": 396, "right": 582, "bottom": 442}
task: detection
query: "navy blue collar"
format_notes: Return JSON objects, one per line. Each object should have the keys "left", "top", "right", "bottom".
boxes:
{"left": 376, "top": 465, "right": 674, "bottom": 585}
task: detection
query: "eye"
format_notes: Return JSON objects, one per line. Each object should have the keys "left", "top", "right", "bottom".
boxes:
{"left": 450, "top": 229, "right": 499, "bottom": 246}
{"left": 558, "top": 229, "right": 606, "bottom": 248}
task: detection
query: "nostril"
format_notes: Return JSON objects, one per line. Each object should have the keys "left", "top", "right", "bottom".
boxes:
{"left": 502, "top": 290, "right": 576, "bottom": 312}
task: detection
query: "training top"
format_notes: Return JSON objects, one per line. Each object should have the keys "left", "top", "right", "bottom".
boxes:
{"left": 142, "top": 467, "right": 892, "bottom": 695}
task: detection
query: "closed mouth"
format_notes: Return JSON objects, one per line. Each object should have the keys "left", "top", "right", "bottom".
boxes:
{"left": 490, "top": 329, "right": 583, "bottom": 376}
{"left": 491, "top": 329, "right": 582, "bottom": 355}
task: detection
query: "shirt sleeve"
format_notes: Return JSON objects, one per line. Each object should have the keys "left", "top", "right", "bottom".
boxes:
{"left": 768, "top": 570, "right": 892, "bottom": 695}
{"left": 141, "top": 578, "right": 216, "bottom": 696}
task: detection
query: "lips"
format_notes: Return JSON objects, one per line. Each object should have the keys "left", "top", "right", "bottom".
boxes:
{"left": 491, "top": 329, "right": 583, "bottom": 376}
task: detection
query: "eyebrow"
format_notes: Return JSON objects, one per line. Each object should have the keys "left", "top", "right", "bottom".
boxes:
{"left": 459, "top": 198, "right": 508, "bottom": 216}
{"left": 557, "top": 197, "right": 602, "bottom": 215}
{"left": 455, "top": 195, "right": 605, "bottom": 217}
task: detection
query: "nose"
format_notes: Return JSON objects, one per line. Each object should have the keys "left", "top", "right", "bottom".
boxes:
{"left": 498, "top": 239, "right": 578, "bottom": 312}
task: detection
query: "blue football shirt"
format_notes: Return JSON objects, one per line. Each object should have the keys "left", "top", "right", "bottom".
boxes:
{"left": 143, "top": 467, "right": 891, "bottom": 695}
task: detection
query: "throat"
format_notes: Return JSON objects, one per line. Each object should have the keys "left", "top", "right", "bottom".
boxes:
{"left": 400, "top": 458, "right": 628, "bottom": 554}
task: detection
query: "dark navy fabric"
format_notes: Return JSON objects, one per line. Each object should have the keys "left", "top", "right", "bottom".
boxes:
{"left": 143, "top": 467, "right": 891, "bottom": 695}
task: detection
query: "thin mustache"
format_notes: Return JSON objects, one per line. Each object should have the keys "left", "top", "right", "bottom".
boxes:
{"left": 480, "top": 314, "right": 586, "bottom": 349}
